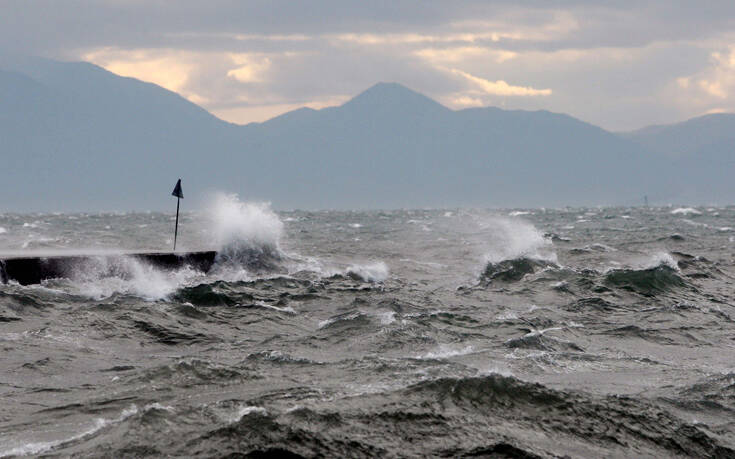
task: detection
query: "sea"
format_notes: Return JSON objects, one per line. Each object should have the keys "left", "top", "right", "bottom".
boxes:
{"left": 1, "top": 195, "right": 735, "bottom": 457}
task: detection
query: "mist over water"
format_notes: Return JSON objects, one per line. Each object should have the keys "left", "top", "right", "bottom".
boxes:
{"left": 2, "top": 204, "right": 735, "bottom": 457}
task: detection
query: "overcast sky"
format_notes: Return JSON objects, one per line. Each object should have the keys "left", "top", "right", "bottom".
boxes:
{"left": 2, "top": 0, "right": 735, "bottom": 130}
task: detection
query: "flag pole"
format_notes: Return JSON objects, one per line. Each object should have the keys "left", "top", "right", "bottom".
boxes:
{"left": 174, "top": 197, "right": 180, "bottom": 251}
{"left": 171, "top": 179, "right": 184, "bottom": 251}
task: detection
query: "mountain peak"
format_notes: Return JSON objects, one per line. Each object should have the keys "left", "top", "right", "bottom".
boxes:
{"left": 343, "top": 82, "right": 450, "bottom": 114}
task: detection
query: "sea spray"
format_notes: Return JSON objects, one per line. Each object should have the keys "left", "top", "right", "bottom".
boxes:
{"left": 478, "top": 216, "right": 557, "bottom": 283}
{"left": 68, "top": 256, "right": 201, "bottom": 301}
{"left": 207, "top": 193, "right": 286, "bottom": 275}
{"left": 346, "top": 261, "right": 390, "bottom": 282}
{"left": 480, "top": 217, "right": 557, "bottom": 265}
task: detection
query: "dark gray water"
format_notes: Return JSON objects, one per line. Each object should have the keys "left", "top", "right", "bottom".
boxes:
{"left": 2, "top": 198, "right": 735, "bottom": 457}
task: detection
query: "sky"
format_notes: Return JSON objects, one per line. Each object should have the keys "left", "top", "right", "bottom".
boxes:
{"left": 2, "top": 0, "right": 735, "bottom": 131}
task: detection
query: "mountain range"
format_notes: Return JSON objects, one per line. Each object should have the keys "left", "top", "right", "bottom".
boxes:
{"left": 1, "top": 56, "right": 733, "bottom": 211}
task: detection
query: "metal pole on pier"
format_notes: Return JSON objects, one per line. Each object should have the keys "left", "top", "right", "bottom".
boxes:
{"left": 172, "top": 179, "right": 184, "bottom": 251}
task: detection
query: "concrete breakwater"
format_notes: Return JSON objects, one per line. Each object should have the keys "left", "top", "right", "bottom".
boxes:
{"left": 0, "top": 251, "right": 217, "bottom": 285}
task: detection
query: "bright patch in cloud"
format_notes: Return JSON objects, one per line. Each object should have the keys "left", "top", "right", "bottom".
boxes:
{"left": 699, "top": 79, "right": 727, "bottom": 98}
{"left": 211, "top": 95, "right": 350, "bottom": 124}
{"left": 704, "top": 107, "right": 729, "bottom": 114}
{"left": 445, "top": 95, "right": 485, "bottom": 108}
{"left": 450, "top": 69, "right": 551, "bottom": 96}
{"left": 84, "top": 48, "right": 194, "bottom": 94}
{"left": 676, "top": 46, "right": 735, "bottom": 102}
{"left": 227, "top": 53, "right": 271, "bottom": 83}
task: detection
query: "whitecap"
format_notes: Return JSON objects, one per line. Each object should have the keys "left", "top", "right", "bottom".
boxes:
{"left": 419, "top": 344, "right": 474, "bottom": 359}
{"left": 495, "top": 311, "right": 519, "bottom": 321}
{"left": 481, "top": 217, "right": 557, "bottom": 265}
{"left": 253, "top": 300, "right": 296, "bottom": 314}
{"left": 643, "top": 252, "right": 680, "bottom": 271}
{"left": 346, "top": 261, "right": 389, "bottom": 282}
{"left": 375, "top": 310, "right": 396, "bottom": 325}
{"left": 0, "top": 405, "right": 138, "bottom": 457}
{"left": 222, "top": 405, "right": 267, "bottom": 424}
{"left": 671, "top": 207, "right": 701, "bottom": 215}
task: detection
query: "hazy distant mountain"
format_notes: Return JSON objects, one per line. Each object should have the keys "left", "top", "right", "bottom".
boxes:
{"left": 624, "top": 113, "right": 735, "bottom": 157}
{"left": 241, "top": 83, "right": 652, "bottom": 209}
{"left": 0, "top": 57, "right": 729, "bottom": 211}
{"left": 623, "top": 113, "right": 735, "bottom": 204}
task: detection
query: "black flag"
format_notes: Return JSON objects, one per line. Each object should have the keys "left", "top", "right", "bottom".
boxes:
{"left": 172, "top": 179, "right": 184, "bottom": 199}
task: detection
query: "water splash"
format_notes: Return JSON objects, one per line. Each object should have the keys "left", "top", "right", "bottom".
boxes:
{"left": 207, "top": 193, "right": 285, "bottom": 275}
{"left": 67, "top": 256, "right": 201, "bottom": 301}
{"left": 346, "top": 261, "right": 389, "bottom": 282}
{"left": 481, "top": 217, "right": 557, "bottom": 265}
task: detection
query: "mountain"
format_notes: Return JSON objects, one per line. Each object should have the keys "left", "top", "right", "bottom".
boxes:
{"left": 0, "top": 57, "right": 728, "bottom": 211}
{"left": 624, "top": 113, "right": 735, "bottom": 157}
{"left": 623, "top": 113, "right": 735, "bottom": 203}
{"left": 242, "top": 84, "right": 652, "bottom": 208}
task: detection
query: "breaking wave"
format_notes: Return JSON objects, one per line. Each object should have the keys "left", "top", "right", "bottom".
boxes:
{"left": 603, "top": 253, "right": 687, "bottom": 297}
{"left": 478, "top": 217, "right": 558, "bottom": 284}
{"left": 482, "top": 217, "right": 556, "bottom": 265}
{"left": 65, "top": 256, "right": 202, "bottom": 300}
{"left": 208, "top": 193, "right": 286, "bottom": 275}
{"left": 346, "top": 262, "right": 389, "bottom": 283}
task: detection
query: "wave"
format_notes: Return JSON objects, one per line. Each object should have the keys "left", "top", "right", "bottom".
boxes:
{"left": 0, "top": 404, "right": 139, "bottom": 457}
{"left": 504, "top": 328, "right": 584, "bottom": 352}
{"left": 671, "top": 251, "right": 724, "bottom": 279}
{"left": 603, "top": 255, "right": 687, "bottom": 297}
{"left": 345, "top": 262, "right": 389, "bottom": 283}
{"left": 208, "top": 193, "right": 286, "bottom": 275}
{"left": 482, "top": 217, "right": 557, "bottom": 265}
{"left": 172, "top": 281, "right": 247, "bottom": 307}
{"left": 671, "top": 207, "right": 702, "bottom": 215}
{"left": 673, "top": 372, "right": 735, "bottom": 413}
{"left": 394, "top": 375, "right": 732, "bottom": 457}
{"left": 245, "top": 350, "right": 317, "bottom": 365}
{"left": 63, "top": 255, "right": 203, "bottom": 300}
{"left": 132, "top": 320, "right": 217, "bottom": 346}
{"left": 476, "top": 217, "right": 558, "bottom": 285}
{"left": 569, "top": 243, "right": 617, "bottom": 254}
{"left": 130, "top": 358, "right": 249, "bottom": 386}
{"left": 481, "top": 257, "right": 558, "bottom": 284}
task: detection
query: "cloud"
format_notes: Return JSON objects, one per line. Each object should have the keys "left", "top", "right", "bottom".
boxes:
{"left": 4, "top": 1, "right": 735, "bottom": 129}
{"left": 443, "top": 94, "right": 485, "bottom": 108}
{"left": 83, "top": 48, "right": 195, "bottom": 94}
{"left": 671, "top": 46, "right": 735, "bottom": 105}
{"left": 211, "top": 95, "right": 350, "bottom": 124}
{"left": 449, "top": 68, "right": 551, "bottom": 96}
{"left": 226, "top": 53, "right": 272, "bottom": 83}
{"left": 415, "top": 46, "right": 517, "bottom": 64}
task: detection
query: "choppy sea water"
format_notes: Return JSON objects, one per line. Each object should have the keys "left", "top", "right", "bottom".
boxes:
{"left": 2, "top": 197, "right": 735, "bottom": 457}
